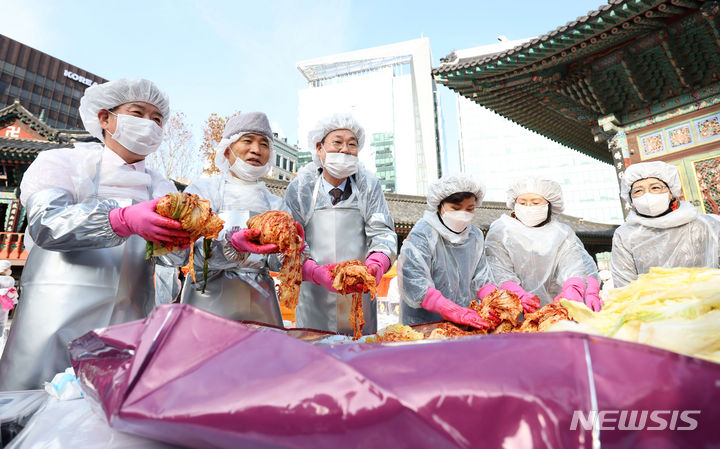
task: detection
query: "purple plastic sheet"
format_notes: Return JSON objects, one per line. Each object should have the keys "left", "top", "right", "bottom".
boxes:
{"left": 70, "top": 304, "right": 720, "bottom": 449}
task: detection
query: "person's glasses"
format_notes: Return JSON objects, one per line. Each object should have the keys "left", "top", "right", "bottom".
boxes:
{"left": 630, "top": 183, "right": 668, "bottom": 198}
{"left": 325, "top": 140, "right": 358, "bottom": 153}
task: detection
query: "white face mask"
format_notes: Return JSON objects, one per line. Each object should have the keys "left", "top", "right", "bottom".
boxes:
{"left": 322, "top": 149, "right": 358, "bottom": 178}
{"left": 632, "top": 192, "right": 671, "bottom": 217}
{"left": 229, "top": 157, "right": 271, "bottom": 182}
{"left": 514, "top": 203, "right": 549, "bottom": 227}
{"left": 108, "top": 112, "right": 164, "bottom": 156}
{"left": 441, "top": 209, "right": 474, "bottom": 233}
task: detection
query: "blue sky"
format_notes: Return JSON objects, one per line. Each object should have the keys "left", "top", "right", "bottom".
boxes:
{"left": 2, "top": 0, "right": 605, "bottom": 153}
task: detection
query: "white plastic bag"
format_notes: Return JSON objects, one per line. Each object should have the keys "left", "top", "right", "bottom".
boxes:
{"left": 7, "top": 396, "right": 180, "bottom": 449}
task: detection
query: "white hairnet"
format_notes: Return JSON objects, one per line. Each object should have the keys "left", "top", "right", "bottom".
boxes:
{"left": 620, "top": 161, "right": 682, "bottom": 204}
{"left": 0, "top": 260, "right": 10, "bottom": 272}
{"left": 427, "top": 173, "right": 485, "bottom": 210}
{"left": 213, "top": 112, "right": 275, "bottom": 174}
{"left": 307, "top": 113, "right": 365, "bottom": 166}
{"left": 506, "top": 177, "right": 564, "bottom": 213}
{"left": 79, "top": 79, "right": 170, "bottom": 142}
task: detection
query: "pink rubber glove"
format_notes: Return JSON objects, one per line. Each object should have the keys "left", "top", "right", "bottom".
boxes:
{"left": 0, "top": 287, "right": 17, "bottom": 311}
{"left": 301, "top": 259, "right": 338, "bottom": 293}
{"left": 231, "top": 229, "right": 280, "bottom": 254}
{"left": 365, "top": 252, "right": 391, "bottom": 286}
{"left": 553, "top": 276, "right": 586, "bottom": 303}
{"left": 477, "top": 283, "right": 498, "bottom": 300}
{"left": 421, "top": 287, "right": 492, "bottom": 330}
{"left": 109, "top": 198, "right": 190, "bottom": 246}
{"left": 500, "top": 281, "right": 540, "bottom": 314}
{"left": 584, "top": 276, "right": 604, "bottom": 312}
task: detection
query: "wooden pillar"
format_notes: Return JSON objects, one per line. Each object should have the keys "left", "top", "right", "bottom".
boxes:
{"left": 5, "top": 200, "right": 19, "bottom": 232}
{"left": 607, "top": 130, "right": 632, "bottom": 218}
{"left": 599, "top": 114, "right": 631, "bottom": 218}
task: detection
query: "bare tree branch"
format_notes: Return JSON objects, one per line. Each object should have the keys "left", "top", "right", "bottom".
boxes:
{"left": 146, "top": 111, "right": 198, "bottom": 183}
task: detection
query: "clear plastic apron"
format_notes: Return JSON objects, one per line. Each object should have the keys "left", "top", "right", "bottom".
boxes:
{"left": 295, "top": 177, "right": 376, "bottom": 335}
{"left": 0, "top": 155, "right": 155, "bottom": 391}
{"left": 180, "top": 206, "right": 283, "bottom": 326}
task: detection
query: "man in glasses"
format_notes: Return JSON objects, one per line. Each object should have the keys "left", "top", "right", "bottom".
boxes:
{"left": 283, "top": 113, "right": 397, "bottom": 335}
{"left": 611, "top": 161, "right": 720, "bottom": 287}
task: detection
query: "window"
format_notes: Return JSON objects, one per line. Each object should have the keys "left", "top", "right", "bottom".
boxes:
{"left": 289, "top": 161, "right": 294, "bottom": 172}
{"left": 282, "top": 158, "right": 287, "bottom": 170}
{"left": 276, "top": 154, "right": 281, "bottom": 166}
{"left": 2, "top": 62, "right": 14, "bottom": 75}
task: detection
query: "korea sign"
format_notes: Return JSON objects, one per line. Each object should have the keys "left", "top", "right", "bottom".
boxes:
{"left": 63, "top": 70, "right": 98, "bottom": 87}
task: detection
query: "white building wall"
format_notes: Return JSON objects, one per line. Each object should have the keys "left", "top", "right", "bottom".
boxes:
{"left": 456, "top": 95, "right": 623, "bottom": 224}
{"left": 297, "top": 38, "right": 440, "bottom": 195}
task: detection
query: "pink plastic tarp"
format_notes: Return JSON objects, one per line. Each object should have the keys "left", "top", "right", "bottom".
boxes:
{"left": 69, "top": 304, "right": 720, "bottom": 449}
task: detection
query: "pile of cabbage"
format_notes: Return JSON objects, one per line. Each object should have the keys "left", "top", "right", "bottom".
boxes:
{"left": 554, "top": 267, "right": 720, "bottom": 363}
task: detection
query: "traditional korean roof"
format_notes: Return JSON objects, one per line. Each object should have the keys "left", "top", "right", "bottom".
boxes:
{"left": 0, "top": 101, "right": 57, "bottom": 140}
{"left": 434, "top": 0, "right": 720, "bottom": 162}
{"left": 0, "top": 137, "right": 73, "bottom": 164}
{"left": 0, "top": 101, "right": 96, "bottom": 164}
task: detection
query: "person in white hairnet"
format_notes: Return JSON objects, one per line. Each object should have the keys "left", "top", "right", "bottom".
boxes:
{"left": 0, "top": 79, "right": 191, "bottom": 391}
{"left": 484, "top": 178, "right": 601, "bottom": 312}
{"left": 284, "top": 113, "right": 397, "bottom": 335}
{"left": 611, "top": 161, "right": 720, "bottom": 287}
{"left": 174, "top": 112, "right": 303, "bottom": 325}
{"left": 398, "top": 173, "right": 497, "bottom": 328}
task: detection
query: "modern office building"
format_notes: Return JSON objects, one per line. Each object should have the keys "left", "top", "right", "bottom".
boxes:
{"left": 371, "top": 132, "right": 396, "bottom": 192}
{"left": 0, "top": 34, "right": 107, "bottom": 130}
{"left": 296, "top": 151, "right": 313, "bottom": 170}
{"left": 441, "top": 38, "right": 623, "bottom": 223}
{"left": 297, "top": 38, "right": 441, "bottom": 195}
{"left": 270, "top": 134, "right": 300, "bottom": 181}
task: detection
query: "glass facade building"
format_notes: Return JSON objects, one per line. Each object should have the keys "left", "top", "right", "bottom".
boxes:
{"left": 371, "top": 132, "right": 396, "bottom": 192}
{"left": 0, "top": 34, "right": 107, "bottom": 130}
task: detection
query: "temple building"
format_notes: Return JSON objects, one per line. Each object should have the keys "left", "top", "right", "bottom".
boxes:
{"left": 0, "top": 101, "right": 95, "bottom": 266}
{"left": 434, "top": 0, "right": 720, "bottom": 216}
